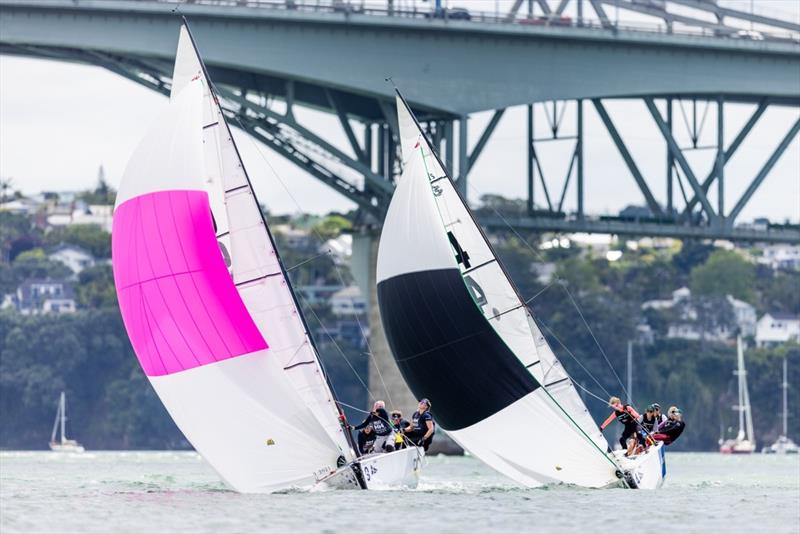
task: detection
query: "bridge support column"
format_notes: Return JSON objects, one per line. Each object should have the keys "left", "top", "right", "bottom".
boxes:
{"left": 351, "top": 228, "right": 463, "bottom": 454}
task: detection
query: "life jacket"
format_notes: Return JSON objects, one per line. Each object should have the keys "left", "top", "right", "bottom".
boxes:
{"left": 615, "top": 405, "right": 636, "bottom": 426}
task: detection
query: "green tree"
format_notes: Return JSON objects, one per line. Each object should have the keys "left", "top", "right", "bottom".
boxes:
{"left": 311, "top": 215, "right": 352, "bottom": 240}
{"left": 690, "top": 250, "right": 756, "bottom": 302}
{"left": 44, "top": 224, "right": 111, "bottom": 258}
{"left": 76, "top": 264, "right": 117, "bottom": 309}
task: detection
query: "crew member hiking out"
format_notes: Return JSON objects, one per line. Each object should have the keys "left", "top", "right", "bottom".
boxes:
{"left": 600, "top": 396, "right": 641, "bottom": 453}
{"left": 357, "top": 424, "right": 376, "bottom": 455}
{"left": 653, "top": 406, "right": 685, "bottom": 445}
{"left": 353, "top": 400, "right": 394, "bottom": 453}
{"left": 404, "top": 398, "right": 435, "bottom": 451}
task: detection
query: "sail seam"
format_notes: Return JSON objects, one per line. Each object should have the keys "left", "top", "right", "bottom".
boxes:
{"left": 525, "top": 360, "right": 541, "bottom": 368}
{"left": 203, "top": 121, "right": 219, "bottom": 129}
{"left": 225, "top": 184, "right": 250, "bottom": 194}
{"left": 545, "top": 377, "right": 570, "bottom": 388}
{"left": 235, "top": 272, "right": 282, "bottom": 286}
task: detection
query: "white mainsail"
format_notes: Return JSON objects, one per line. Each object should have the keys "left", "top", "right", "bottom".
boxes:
{"left": 170, "top": 25, "right": 355, "bottom": 462}
{"left": 376, "top": 93, "right": 619, "bottom": 488}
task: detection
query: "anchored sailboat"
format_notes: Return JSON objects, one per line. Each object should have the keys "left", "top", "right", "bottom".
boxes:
{"left": 111, "top": 22, "right": 421, "bottom": 493}
{"left": 376, "top": 91, "right": 665, "bottom": 489}
{"left": 49, "top": 391, "right": 84, "bottom": 453}
{"left": 763, "top": 357, "right": 798, "bottom": 454}
{"left": 721, "top": 336, "right": 756, "bottom": 454}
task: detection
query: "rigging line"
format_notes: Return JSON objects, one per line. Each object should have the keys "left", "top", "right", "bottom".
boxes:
{"left": 524, "top": 280, "right": 557, "bottom": 305}
{"left": 295, "top": 288, "right": 377, "bottom": 402}
{"left": 286, "top": 250, "right": 333, "bottom": 272}
{"left": 221, "top": 105, "right": 380, "bottom": 402}
{"left": 559, "top": 282, "right": 630, "bottom": 400}
{"left": 536, "top": 318, "right": 613, "bottom": 400}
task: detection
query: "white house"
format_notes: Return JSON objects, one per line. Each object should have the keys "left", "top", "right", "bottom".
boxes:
{"left": 643, "top": 287, "right": 756, "bottom": 341}
{"left": 330, "top": 286, "right": 367, "bottom": 316}
{"left": 1, "top": 279, "right": 76, "bottom": 315}
{"left": 48, "top": 244, "right": 96, "bottom": 275}
{"left": 758, "top": 245, "right": 800, "bottom": 271}
{"left": 756, "top": 313, "right": 800, "bottom": 347}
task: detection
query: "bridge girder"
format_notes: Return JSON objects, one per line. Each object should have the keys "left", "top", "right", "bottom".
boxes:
{"left": 1, "top": 0, "right": 798, "bottom": 243}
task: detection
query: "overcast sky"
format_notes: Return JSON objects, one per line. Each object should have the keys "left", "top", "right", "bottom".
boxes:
{"left": 1, "top": 0, "right": 798, "bottom": 222}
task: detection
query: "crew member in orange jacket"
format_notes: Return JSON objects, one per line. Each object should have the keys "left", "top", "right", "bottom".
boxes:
{"left": 600, "top": 396, "right": 641, "bottom": 453}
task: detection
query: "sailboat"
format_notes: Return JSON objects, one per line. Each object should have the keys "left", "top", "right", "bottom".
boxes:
{"left": 375, "top": 91, "right": 665, "bottom": 489}
{"left": 762, "top": 357, "right": 798, "bottom": 454}
{"left": 720, "top": 336, "right": 756, "bottom": 454}
{"left": 49, "top": 391, "right": 84, "bottom": 453}
{"left": 110, "top": 21, "right": 421, "bottom": 493}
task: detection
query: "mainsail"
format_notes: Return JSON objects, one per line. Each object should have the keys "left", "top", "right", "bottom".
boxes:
{"left": 376, "top": 93, "right": 619, "bottom": 487}
{"left": 111, "top": 26, "right": 352, "bottom": 493}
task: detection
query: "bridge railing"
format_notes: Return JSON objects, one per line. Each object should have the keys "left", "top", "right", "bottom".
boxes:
{"left": 156, "top": 0, "right": 800, "bottom": 42}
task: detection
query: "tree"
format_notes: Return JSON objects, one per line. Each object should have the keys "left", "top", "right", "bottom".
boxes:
{"left": 76, "top": 264, "right": 117, "bottom": 309}
{"left": 44, "top": 224, "right": 111, "bottom": 258}
{"left": 690, "top": 250, "right": 756, "bottom": 302}
{"left": 312, "top": 215, "right": 352, "bottom": 240}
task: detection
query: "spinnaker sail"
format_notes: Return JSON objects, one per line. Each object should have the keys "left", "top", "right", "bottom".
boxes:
{"left": 170, "top": 24, "right": 355, "bottom": 464}
{"left": 111, "top": 25, "right": 354, "bottom": 492}
{"left": 376, "top": 92, "right": 621, "bottom": 488}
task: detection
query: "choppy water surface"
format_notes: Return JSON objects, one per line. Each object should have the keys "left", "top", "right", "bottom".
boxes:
{"left": 1, "top": 451, "right": 797, "bottom": 533}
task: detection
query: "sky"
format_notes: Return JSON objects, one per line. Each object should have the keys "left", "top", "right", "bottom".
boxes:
{"left": 0, "top": 0, "right": 798, "bottom": 223}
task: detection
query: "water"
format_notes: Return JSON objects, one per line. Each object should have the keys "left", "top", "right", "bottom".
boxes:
{"left": 1, "top": 451, "right": 797, "bottom": 533}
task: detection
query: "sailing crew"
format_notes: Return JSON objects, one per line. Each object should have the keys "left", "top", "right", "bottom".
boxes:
{"left": 357, "top": 424, "right": 376, "bottom": 455}
{"left": 653, "top": 406, "right": 685, "bottom": 445}
{"left": 390, "top": 410, "right": 408, "bottom": 449}
{"left": 653, "top": 403, "right": 668, "bottom": 429}
{"left": 353, "top": 401, "right": 394, "bottom": 453}
{"left": 600, "top": 396, "right": 641, "bottom": 451}
{"left": 404, "top": 398, "right": 435, "bottom": 451}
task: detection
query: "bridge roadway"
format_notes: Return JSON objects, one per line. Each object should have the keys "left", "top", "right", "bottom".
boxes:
{"left": 1, "top": 0, "right": 798, "bottom": 116}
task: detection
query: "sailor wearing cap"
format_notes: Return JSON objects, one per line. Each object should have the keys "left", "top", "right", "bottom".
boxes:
{"left": 404, "top": 398, "right": 436, "bottom": 451}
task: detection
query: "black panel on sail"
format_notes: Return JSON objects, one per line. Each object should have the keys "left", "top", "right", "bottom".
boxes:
{"left": 377, "top": 268, "right": 540, "bottom": 431}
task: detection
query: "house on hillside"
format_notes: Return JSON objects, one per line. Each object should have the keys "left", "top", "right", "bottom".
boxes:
{"left": 758, "top": 244, "right": 800, "bottom": 271}
{"left": 47, "top": 244, "right": 96, "bottom": 275}
{"left": 642, "top": 287, "right": 756, "bottom": 341}
{"left": 331, "top": 286, "right": 366, "bottom": 316}
{"left": 1, "top": 279, "right": 77, "bottom": 315}
{"left": 756, "top": 313, "right": 800, "bottom": 347}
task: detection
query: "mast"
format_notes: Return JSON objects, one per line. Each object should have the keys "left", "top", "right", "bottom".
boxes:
{"left": 782, "top": 357, "right": 788, "bottom": 437}
{"left": 736, "top": 337, "right": 745, "bottom": 439}
{"left": 626, "top": 341, "right": 633, "bottom": 406}
{"left": 179, "top": 19, "right": 360, "bottom": 460}
{"left": 60, "top": 392, "right": 66, "bottom": 444}
{"left": 51, "top": 393, "right": 61, "bottom": 444}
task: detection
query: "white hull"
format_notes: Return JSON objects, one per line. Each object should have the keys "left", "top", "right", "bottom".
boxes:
{"left": 612, "top": 442, "right": 667, "bottom": 489}
{"left": 317, "top": 447, "right": 424, "bottom": 490}
{"left": 49, "top": 441, "right": 85, "bottom": 453}
{"left": 720, "top": 438, "right": 756, "bottom": 454}
{"left": 762, "top": 436, "right": 799, "bottom": 454}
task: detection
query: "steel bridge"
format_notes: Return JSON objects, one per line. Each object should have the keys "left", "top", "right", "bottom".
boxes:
{"left": 1, "top": 0, "right": 798, "bottom": 243}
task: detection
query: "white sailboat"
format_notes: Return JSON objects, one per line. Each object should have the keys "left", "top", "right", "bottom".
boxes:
{"left": 763, "top": 357, "right": 798, "bottom": 454}
{"left": 110, "top": 21, "right": 421, "bottom": 493}
{"left": 721, "top": 336, "right": 756, "bottom": 454}
{"left": 375, "top": 91, "right": 665, "bottom": 490}
{"left": 49, "top": 391, "right": 85, "bottom": 453}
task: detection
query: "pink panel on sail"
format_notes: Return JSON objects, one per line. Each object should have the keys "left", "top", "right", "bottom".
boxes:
{"left": 112, "top": 190, "right": 268, "bottom": 376}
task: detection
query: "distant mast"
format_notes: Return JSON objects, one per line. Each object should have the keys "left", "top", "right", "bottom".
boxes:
{"left": 49, "top": 391, "right": 84, "bottom": 452}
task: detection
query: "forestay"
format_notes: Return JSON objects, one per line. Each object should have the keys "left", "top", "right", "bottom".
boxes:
{"left": 376, "top": 93, "right": 619, "bottom": 488}
{"left": 171, "top": 26, "right": 354, "bottom": 462}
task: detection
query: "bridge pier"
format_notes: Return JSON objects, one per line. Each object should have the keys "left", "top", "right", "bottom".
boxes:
{"left": 352, "top": 228, "right": 463, "bottom": 454}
